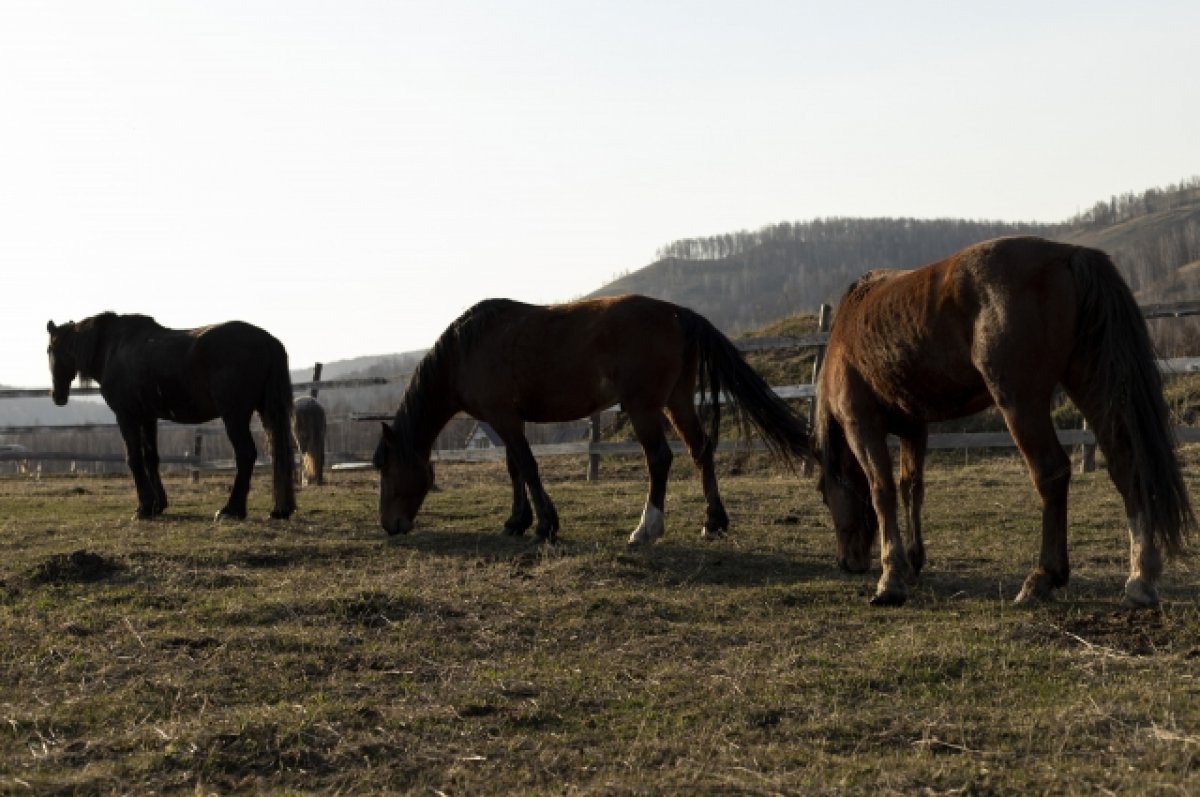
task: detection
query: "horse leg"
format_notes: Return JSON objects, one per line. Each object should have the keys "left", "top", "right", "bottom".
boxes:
{"left": 1111, "top": 458, "right": 1165, "bottom": 607}
{"left": 495, "top": 428, "right": 559, "bottom": 541}
{"left": 140, "top": 415, "right": 168, "bottom": 516}
{"left": 898, "top": 432, "right": 927, "bottom": 578}
{"left": 999, "top": 406, "right": 1072, "bottom": 604}
{"left": 116, "top": 413, "right": 158, "bottom": 520}
{"left": 842, "top": 422, "right": 910, "bottom": 605}
{"left": 1093, "top": 431, "right": 1163, "bottom": 607}
{"left": 1121, "top": 504, "right": 1163, "bottom": 609}
{"left": 627, "top": 410, "right": 673, "bottom": 545}
{"left": 502, "top": 446, "right": 534, "bottom": 536}
{"left": 216, "top": 414, "right": 257, "bottom": 521}
{"left": 665, "top": 391, "right": 727, "bottom": 539}
{"left": 1061, "top": 381, "right": 1165, "bottom": 607}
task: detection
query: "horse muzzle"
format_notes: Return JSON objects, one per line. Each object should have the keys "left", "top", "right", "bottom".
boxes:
{"left": 382, "top": 515, "right": 414, "bottom": 536}
{"left": 51, "top": 389, "right": 69, "bottom": 407}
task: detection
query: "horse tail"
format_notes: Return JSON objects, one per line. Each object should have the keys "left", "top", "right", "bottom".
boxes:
{"left": 259, "top": 335, "right": 297, "bottom": 518}
{"left": 1069, "top": 247, "right": 1192, "bottom": 555}
{"left": 678, "top": 308, "right": 814, "bottom": 470}
{"left": 294, "top": 397, "right": 327, "bottom": 486}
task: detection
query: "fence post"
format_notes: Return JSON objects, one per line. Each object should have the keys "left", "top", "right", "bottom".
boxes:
{"left": 586, "top": 413, "right": 602, "bottom": 481}
{"left": 191, "top": 432, "right": 203, "bottom": 484}
{"left": 803, "top": 303, "right": 832, "bottom": 475}
{"left": 309, "top": 362, "right": 323, "bottom": 398}
{"left": 1078, "top": 419, "right": 1096, "bottom": 473}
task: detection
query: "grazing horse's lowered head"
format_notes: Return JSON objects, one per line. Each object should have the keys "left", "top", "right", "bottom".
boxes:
{"left": 812, "top": 413, "right": 876, "bottom": 574}
{"left": 373, "top": 421, "right": 434, "bottom": 535}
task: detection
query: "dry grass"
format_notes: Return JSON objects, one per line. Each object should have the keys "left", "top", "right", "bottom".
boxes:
{"left": 1, "top": 448, "right": 1199, "bottom": 795}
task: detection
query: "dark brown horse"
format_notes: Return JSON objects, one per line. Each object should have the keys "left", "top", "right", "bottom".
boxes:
{"left": 373, "top": 296, "right": 812, "bottom": 542}
{"left": 293, "top": 396, "right": 327, "bottom": 486}
{"left": 46, "top": 313, "right": 296, "bottom": 521}
{"left": 814, "top": 237, "right": 1192, "bottom": 607}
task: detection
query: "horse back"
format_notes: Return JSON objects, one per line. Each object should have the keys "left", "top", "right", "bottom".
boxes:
{"left": 456, "top": 295, "right": 687, "bottom": 422}
{"left": 104, "top": 320, "right": 285, "bottom": 423}
{"left": 822, "top": 236, "right": 1080, "bottom": 423}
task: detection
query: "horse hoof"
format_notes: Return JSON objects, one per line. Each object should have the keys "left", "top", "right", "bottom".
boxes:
{"left": 269, "top": 509, "right": 293, "bottom": 521}
{"left": 628, "top": 526, "right": 662, "bottom": 546}
{"left": 133, "top": 509, "right": 155, "bottom": 521}
{"left": 1121, "top": 578, "right": 1160, "bottom": 610}
{"left": 700, "top": 526, "right": 726, "bottom": 541}
{"left": 1014, "top": 573, "right": 1057, "bottom": 605}
{"left": 214, "top": 510, "right": 246, "bottom": 522}
{"left": 869, "top": 589, "right": 907, "bottom": 607}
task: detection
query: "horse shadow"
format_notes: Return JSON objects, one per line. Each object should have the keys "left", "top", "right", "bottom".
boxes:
{"left": 382, "top": 525, "right": 834, "bottom": 590}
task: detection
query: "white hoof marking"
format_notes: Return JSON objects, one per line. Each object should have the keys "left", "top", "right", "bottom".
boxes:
{"left": 628, "top": 503, "right": 665, "bottom": 546}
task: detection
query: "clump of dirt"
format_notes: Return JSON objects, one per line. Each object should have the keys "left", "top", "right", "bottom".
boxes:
{"left": 27, "top": 549, "right": 124, "bottom": 585}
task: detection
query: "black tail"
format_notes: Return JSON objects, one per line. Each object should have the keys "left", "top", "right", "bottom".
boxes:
{"left": 1070, "top": 248, "right": 1192, "bottom": 555}
{"left": 259, "top": 336, "right": 297, "bottom": 518}
{"left": 679, "top": 309, "right": 814, "bottom": 470}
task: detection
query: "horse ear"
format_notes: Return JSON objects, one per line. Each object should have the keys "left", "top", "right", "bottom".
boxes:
{"left": 47, "top": 320, "right": 57, "bottom": 334}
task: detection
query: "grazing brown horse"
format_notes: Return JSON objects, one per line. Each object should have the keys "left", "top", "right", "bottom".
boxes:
{"left": 293, "top": 396, "right": 327, "bottom": 486}
{"left": 47, "top": 313, "right": 296, "bottom": 521}
{"left": 814, "top": 237, "right": 1192, "bottom": 607}
{"left": 373, "top": 296, "right": 812, "bottom": 542}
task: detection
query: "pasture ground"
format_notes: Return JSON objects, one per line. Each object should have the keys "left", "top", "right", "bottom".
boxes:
{"left": 1, "top": 449, "right": 1198, "bottom": 795}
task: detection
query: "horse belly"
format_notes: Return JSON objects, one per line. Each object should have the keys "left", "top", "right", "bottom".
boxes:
{"left": 153, "top": 395, "right": 218, "bottom": 425}
{"left": 875, "top": 366, "right": 991, "bottom": 423}
{"left": 516, "top": 379, "right": 617, "bottom": 423}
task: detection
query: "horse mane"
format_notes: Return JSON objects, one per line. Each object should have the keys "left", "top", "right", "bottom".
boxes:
{"left": 379, "top": 299, "right": 524, "bottom": 464}
{"left": 71, "top": 312, "right": 162, "bottom": 382}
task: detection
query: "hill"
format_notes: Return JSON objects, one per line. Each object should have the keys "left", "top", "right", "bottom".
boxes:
{"left": 590, "top": 178, "right": 1200, "bottom": 339}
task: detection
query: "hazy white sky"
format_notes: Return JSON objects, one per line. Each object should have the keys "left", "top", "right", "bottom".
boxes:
{"left": 2, "top": 1, "right": 1197, "bottom": 388}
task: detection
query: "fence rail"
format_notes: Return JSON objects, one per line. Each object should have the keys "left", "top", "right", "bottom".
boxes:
{"left": 401, "top": 425, "right": 1200, "bottom": 465}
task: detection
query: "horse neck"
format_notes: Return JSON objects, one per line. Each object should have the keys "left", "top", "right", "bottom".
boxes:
{"left": 394, "top": 367, "right": 461, "bottom": 459}
{"left": 74, "top": 317, "right": 113, "bottom": 383}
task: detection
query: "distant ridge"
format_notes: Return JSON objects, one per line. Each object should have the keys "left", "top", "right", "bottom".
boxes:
{"left": 589, "top": 177, "right": 1200, "bottom": 338}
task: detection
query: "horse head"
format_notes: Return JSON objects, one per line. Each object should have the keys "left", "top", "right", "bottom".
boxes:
{"left": 815, "top": 429, "right": 876, "bottom": 574}
{"left": 373, "top": 421, "right": 434, "bottom": 535}
{"left": 46, "top": 320, "right": 78, "bottom": 406}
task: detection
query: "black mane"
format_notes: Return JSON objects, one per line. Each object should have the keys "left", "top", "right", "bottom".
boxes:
{"left": 71, "top": 312, "right": 161, "bottom": 382}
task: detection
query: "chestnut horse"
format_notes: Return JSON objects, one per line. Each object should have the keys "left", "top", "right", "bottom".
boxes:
{"left": 373, "top": 296, "right": 812, "bottom": 542}
{"left": 814, "top": 237, "right": 1191, "bottom": 607}
{"left": 47, "top": 313, "right": 296, "bottom": 521}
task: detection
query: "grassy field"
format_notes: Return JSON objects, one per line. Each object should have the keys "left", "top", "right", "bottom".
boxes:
{"left": 1, "top": 449, "right": 1198, "bottom": 795}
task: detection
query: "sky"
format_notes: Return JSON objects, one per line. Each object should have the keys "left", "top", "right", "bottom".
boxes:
{"left": 2, "top": 0, "right": 1198, "bottom": 389}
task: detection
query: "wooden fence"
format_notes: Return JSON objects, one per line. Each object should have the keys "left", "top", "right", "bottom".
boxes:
{"left": 4, "top": 300, "right": 1200, "bottom": 478}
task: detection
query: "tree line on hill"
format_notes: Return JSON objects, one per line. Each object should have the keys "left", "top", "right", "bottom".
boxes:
{"left": 597, "top": 177, "right": 1200, "bottom": 339}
